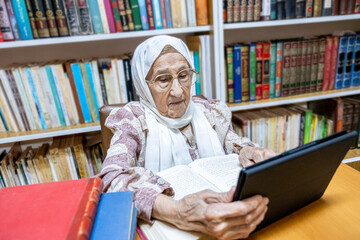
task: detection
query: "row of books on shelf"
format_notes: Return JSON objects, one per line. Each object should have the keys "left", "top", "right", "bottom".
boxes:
{"left": 223, "top": 0, "right": 360, "bottom": 23}
{"left": 225, "top": 33, "right": 360, "bottom": 103}
{"left": 0, "top": 134, "right": 104, "bottom": 188}
{"left": 0, "top": 0, "right": 210, "bottom": 42}
{"left": 232, "top": 96, "right": 360, "bottom": 154}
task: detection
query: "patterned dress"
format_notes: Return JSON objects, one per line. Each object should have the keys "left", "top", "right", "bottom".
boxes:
{"left": 99, "top": 97, "right": 255, "bottom": 222}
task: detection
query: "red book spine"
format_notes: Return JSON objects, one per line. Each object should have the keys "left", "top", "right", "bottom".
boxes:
{"left": 329, "top": 36, "right": 339, "bottom": 90}
{"left": 255, "top": 43, "right": 263, "bottom": 100}
{"left": 0, "top": 29, "right": 3, "bottom": 41}
{"left": 355, "top": 0, "right": 360, "bottom": 13}
{"left": 322, "top": 36, "right": 333, "bottom": 91}
{"left": 159, "top": 0, "right": 167, "bottom": 28}
{"left": 332, "top": 0, "right": 339, "bottom": 15}
{"left": 145, "top": 0, "right": 155, "bottom": 29}
{"left": 262, "top": 42, "right": 270, "bottom": 99}
{"left": 111, "top": 0, "right": 124, "bottom": 32}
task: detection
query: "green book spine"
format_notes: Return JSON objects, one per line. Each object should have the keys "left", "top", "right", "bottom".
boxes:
{"left": 45, "top": 66, "right": 66, "bottom": 126}
{"left": 226, "top": 46, "right": 234, "bottom": 103}
{"left": 193, "top": 51, "right": 201, "bottom": 95}
{"left": 303, "top": 109, "right": 313, "bottom": 144}
{"left": 269, "top": 42, "right": 277, "bottom": 98}
{"left": 249, "top": 43, "right": 256, "bottom": 101}
{"left": 80, "top": 63, "right": 96, "bottom": 122}
{"left": 130, "top": 0, "right": 142, "bottom": 30}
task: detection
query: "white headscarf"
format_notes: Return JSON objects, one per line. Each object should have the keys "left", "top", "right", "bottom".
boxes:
{"left": 131, "top": 35, "right": 224, "bottom": 173}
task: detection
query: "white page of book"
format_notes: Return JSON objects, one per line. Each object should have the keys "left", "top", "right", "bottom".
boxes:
{"left": 188, "top": 154, "right": 242, "bottom": 192}
{"left": 157, "top": 165, "right": 220, "bottom": 200}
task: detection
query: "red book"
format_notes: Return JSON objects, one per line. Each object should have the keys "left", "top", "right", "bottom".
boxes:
{"left": 262, "top": 42, "right": 271, "bottom": 99}
{"left": 0, "top": 178, "right": 103, "bottom": 240}
{"left": 0, "top": 31, "right": 3, "bottom": 41}
{"left": 255, "top": 43, "right": 263, "bottom": 100}
{"left": 145, "top": 0, "right": 155, "bottom": 29}
{"left": 104, "top": 0, "right": 116, "bottom": 33}
{"left": 329, "top": 36, "right": 339, "bottom": 90}
{"left": 322, "top": 36, "right": 333, "bottom": 91}
{"left": 159, "top": 0, "right": 167, "bottom": 28}
{"left": 111, "top": 0, "right": 124, "bottom": 32}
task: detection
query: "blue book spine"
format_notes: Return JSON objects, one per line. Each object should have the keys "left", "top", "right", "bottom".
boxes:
{"left": 193, "top": 51, "right": 201, "bottom": 95}
{"left": 138, "top": 0, "right": 149, "bottom": 30}
{"left": 351, "top": 34, "right": 360, "bottom": 87}
{"left": 11, "top": 0, "right": 33, "bottom": 39}
{"left": 0, "top": 108, "right": 9, "bottom": 131}
{"left": 85, "top": 62, "right": 99, "bottom": 121}
{"left": 233, "top": 45, "right": 242, "bottom": 103}
{"left": 335, "top": 36, "right": 348, "bottom": 90}
{"left": 164, "top": 0, "right": 172, "bottom": 28}
{"left": 70, "top": 63, "right": 92, "bottom": 123}
{"left": 5, "top": 0, "right": 21, "bottom": 40}
{"left": 88, "top": 0, "right": 104, "bottom": 34}
{"left": 24, "top": 67, "right": 47, "bottom": 129}
{"left": 152, "top": 0, "right": 162, "bottom": 29}
{"left": 343, "top": 35, "right": 355, "bottom": 89}
{"left": 45, "top": 66, "right": 66, "bottom": 126}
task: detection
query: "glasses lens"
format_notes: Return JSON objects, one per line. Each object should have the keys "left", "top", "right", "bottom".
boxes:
{"left": 154, "top": 74, "right": 173, "bottom": 90}
{"left": 177, "top": 69, "right": 195, "bottom": 87}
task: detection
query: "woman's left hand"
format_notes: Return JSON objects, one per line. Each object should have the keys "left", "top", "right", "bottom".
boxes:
{"left": 237, "top": 146, "right": 276, "bottom": 167}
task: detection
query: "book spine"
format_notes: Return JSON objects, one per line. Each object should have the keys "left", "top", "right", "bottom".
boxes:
{"left": 70, "top": 63, "right": 92, "bottom": 123}
{"left": 305, "top": 40, "right": 313, "bottom": 92}
{"left": 12, "top": 0, "right": 33, "bottom": 39}
{"left": 332, "top": 0, "right": 339, "bottom": 15}
{"left": 223, "top": 0, "right": 227, "bottom": 23}
{"left": 276, "top": 0, "right": 285, "bottom": 19}
{"left": 233, "top": 45, "right": 242, "bottom": 103}
{"left": 65, "top": 63, "right": 84, "bottom": 123}
{"left": 249, "top": 43, "right": 257, "bottom": 101}
{"left": 87, "top": 0, "right": 104, "bottom": 33}
{"left": 226, "top": 46, "right": 234, "bottom": 103}
{"left": 31, "top": 0, "right": 50, "bottom": 38}
{"left": 296, "top": 0, "right": 305, "bottom": 17}
{"left": 232, "top": 0, "right": 239, "bottom": 22}
{"left": 123, "top": 58, "right": 134, "bottom": 101}
{"left": 179, "top": 0, "right": 187, "bottom": 27}
{"left": 84, "top": 63, "right": 100, "bottom": 121}
{"left": 118, "top": 0, "right": 129, "bottom": 31}
{"left": 295, "top": 40, "right": 302, "bottom": 94}
{"left": 303, "top": 109, "right": 312, "bottom": 144}
{"left": 329, "top": 36, "right": 339, "bottom": 90}
{"left": 322, "top": 0, "right": 332, "bottom": 15}
{"left": 269, "top": 42, "right": 277, "bottom": 98}
{"left": 262, "top": 42, "right": 270, "bottom": 99}
{"left": 130, "top": 0, "right": 142, "bottom": 30}
{"left": 299, "top": 41, "right": 308, "bottom": 94}
{"left": 193, "top": 51, "right": 201, "bottom": 95}
{"left": 124, "top": 0, "right": 134, "bottom": 30}
{"left": 261, "top": 0, "right": 270, "bottom": 20}
{"left": 240, "top": 0, "right": 247, "bottom": 22}
{"left": 98, "top": 66, "right": 108, "bottom": 105}
{"left": 164, "top": 0, "right": 172, "bottom": 27}
{"left": 90, "top": 60, "right": 104, "bottom": 107}
{"left": 137, "top": 0, "right": 149, "bottom": 30}
{"left": 254, "top": 0, "right": 261, "bottom": 20}
{"left": 185, "top": 0, "right": 196, "bottom": 27}
{"left": 246, "top": 0, "right": 254, "bottom": 21}
{"left": 0, "top": 0, "right": 15, "bottom": 40}
{"left": 313, "top": 0, "right": 322, "bottom": 16}
{"left": 111, "top": 0, "right": 124, "bottom": 32}
{"left": 195, "top": 0, "right": 208, "bottom": 25}
{"left": 77, "top": 0, "right": 93, "bottom": 34}
{"left": 289, "top": 41, "right": 298, "bottom": 95}
{"left": 116, "top": 59, "right": 128, "bottom": 103}
{"left": 255, "top": 43, "right": 263, "bottom": 100}
{"left": 64, "top": 0, "right": 81, "bottom": 35}
{"left": 335, "top": 36, "right": 347, "bottom": 89}
{"left": 241, "top": 45, "right": 249, "bottom": 102}
{"left": 24, "top": 0, "right": 39, "bottom": 38}
{"left": 339, "top": 0, "right": 347, "bottom": 14}
{"left": 270, "top": 0, "right": 276, "bottom": 19}
{"left": 351, "top": 34, "right": 360, "bottom": 87}
{"left": 282, "top": 41, "right": 291, "bottom": 96}
{"left": 145, "top": 0, "right": 154, "bottom": 29}
{"left": 305, "top": 0, "right": 313, "bottom": 17}
{"left": 4, "top": 0, "right": 21, "bottom": 39}
{"left": 355, "top": 0, "right": 360, "bottom": 13}
{"left": 343, "top": 35, "right": 355, "bottom": 89}
{"left": 285, "top": 0, "right": 296, "bottom": 19}
{"left": 275, "top": 41, "right": 283, "bottom": 98}
{"left": 52, "top": 0, "right": 70, "bottom": 36}
{"left": 322, "top": 36, "right": 333, "bottom": 91}
{"left": 96, "top": 0, "right": 109, "bottom": 33}
{"left": 317, "top": 38, "right": 326, "bottom": 91}
{"left": 43, "top": 0, "right": 59, "bottom": 37}
{"left": 103, "top": 0, "right": 115, "bottom": 33}
{"left": 310, "top": 39, "right": 319, "bottom": 92}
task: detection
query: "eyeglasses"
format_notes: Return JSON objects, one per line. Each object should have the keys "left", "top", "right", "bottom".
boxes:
{"left": 145, "top": 68, "right": 198, "bottom": 92}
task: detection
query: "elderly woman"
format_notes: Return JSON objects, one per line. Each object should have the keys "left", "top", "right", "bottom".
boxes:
{"left": 100, "top": 35, "right": 275, "bottom": 240}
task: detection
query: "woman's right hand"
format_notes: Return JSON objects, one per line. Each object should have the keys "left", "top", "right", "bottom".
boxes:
{"left": 152, "top": 187, "right": 269, "bottom": 240}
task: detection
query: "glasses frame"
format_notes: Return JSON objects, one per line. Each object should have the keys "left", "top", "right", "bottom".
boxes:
{"left": 145, "top": 68, "right": 198, "bottom": 91}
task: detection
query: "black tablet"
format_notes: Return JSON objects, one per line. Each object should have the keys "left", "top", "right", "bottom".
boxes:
{"left": 233, "top": 130, "right": 358, "bottom": 231}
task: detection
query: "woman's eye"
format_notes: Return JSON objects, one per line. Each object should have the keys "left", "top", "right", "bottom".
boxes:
{"left": 156, "top": 76, "right": 171, "bottom": 82}
{"left": 178, "top": 72, "right": 188, "bottom": 79}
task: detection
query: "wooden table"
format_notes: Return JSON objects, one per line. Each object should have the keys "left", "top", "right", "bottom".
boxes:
{"left": 249, "top": 163, "right": 360, "bottom": 239}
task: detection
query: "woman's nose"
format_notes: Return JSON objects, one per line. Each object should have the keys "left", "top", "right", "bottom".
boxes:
{"left": 169, "top": 78, "right": 183, "bottom": 97}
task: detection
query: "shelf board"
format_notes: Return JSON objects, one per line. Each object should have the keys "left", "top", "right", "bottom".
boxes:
{"left": 0, "top": 123, "right": 100, "bottom": 144}
{"left": 0, "top": 26, "right": 212, "bottom": 49}
{"left": 228, "top": 87, "right": 360, "bottom": 111}
{"left": 224, "top": 14, "right": 360, "bottom": 30}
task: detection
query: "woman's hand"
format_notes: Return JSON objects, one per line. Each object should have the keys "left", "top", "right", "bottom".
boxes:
{"left": 152, "top": 187, "right": 269, "bottom": 240}
{"left": 237, "top": 146, "right": 276, "bottom": 167}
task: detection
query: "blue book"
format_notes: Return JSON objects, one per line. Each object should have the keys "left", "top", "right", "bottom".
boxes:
{"left": 138, "top": 0, "right": 149, "bottom": 30}
{"left": 11, "top": 0, "right": 33, "bottom": 39}
{"left": 88, "top": 0, "right": 104, "bottom": 34}
{"left": 24, "top": 67, "right": 47, "bottom": 129}
{"left": 343, "top": 35, "right": 356, "bottom": 89}
{"left": 85, "top": 62, "right": 99, "bottom": 121}
{"left": 335, "top": 36, "right": 348, "bottom": 90}
{"left": 0, "top": 108, "right": 9, "bottom": 131}
{"left": 193, "top": 51, "right": 201, "bottom": 95}
{"left": 351, "top": 34, "right": 360, "bottom": 87}
{"left": 70, "top": 63, "right": 92, "bottom": 123}
{"left": 45, "top": 66, "right": 66, "bottom": 126}
{"left": 91, "top": 192, "right": 137, "bottom": 240}
{"left": 152, "top": 0, "right": 163, "bottom": 29}
{"left": 164, "top": 0, "right": 172, "bottom": 28}
{"left": 233, "top": 44, "right": 242, "bottom": 103}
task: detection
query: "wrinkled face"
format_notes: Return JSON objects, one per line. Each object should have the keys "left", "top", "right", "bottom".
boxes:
{"left": 146, "top": 52, "right": 191, "bottom": 118}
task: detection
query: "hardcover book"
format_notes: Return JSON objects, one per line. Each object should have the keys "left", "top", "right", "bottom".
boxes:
{"left": 310, "top": 39, "right": 319, "bottom": 92}
{"left": 24, "top": 0, "right": 39, "bottom": 39}
{"left": 322, "top": 36, "right": 333, "bottom": 91}
{"left": 4, "top": 0, "right": 21, "bottom": 39}
{"left": 87, "top": 0, "right": 104, "bottom": 33}
{"left": 262, "top": 42, "right": 271, "bottom": 99}
{"left": 43, "top": 0, "right": 59, "bottom": 37}
{"left": 0, "top": 0, "right": 15, "bottom": 40}
{"left": 343, "top": 35, "right": 355, "bottom": 89}
{"left": 281, "top": 41, "right": 291, "bottom": 96}
{"left": 269, "top": 42, "right": 277, "bottom": 98}
{"left": 350, "top": 34, "right": 360, "bottom": 87}
{"left": 255, "top": 42, "right": 263, "bottom": 100}
{"left": 52, "top": 0, "right": 70, "bottom": 36}
{"left": 249, "top": 43, "right": 257, "bottom": 101}
{"left": 335, "top": 36, "right": 348, "bottom": 89}
{"left": 64, "top": 0, "right": 81, "bottom": 35}
{"left": 233, "top": 44, "right": 242, "bottom": 103}
{"left": 316, "top": 38, "right": 326, "bottom": 91}
{"left": 329, "top": 36, "right": 339, "bottom": 90}
{"left": 0, "top": 178, "right": 103, "bottom": 240}
{"left": 275, "top": 41, "right": 283, "bottom": 97}
{"left": 12, "top": 0, "right": 33, "bottom": 39}
{"left": 241, "top": 45, "right": 249, "bottom": 102}
{"left": 77, "top": 0, "right": 94, "bottom": 34}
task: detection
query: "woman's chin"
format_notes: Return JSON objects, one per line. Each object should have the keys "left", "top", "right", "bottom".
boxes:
{"left": 166, "top": 104, "right": 187, "bottom": 118}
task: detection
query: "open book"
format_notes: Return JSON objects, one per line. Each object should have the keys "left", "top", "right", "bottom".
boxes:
{"left": 138, "top": 154, "right": 241, "bottom": 240}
